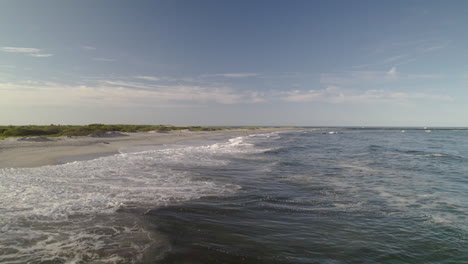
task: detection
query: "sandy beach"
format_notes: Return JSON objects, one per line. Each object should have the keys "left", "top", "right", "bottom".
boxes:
{"left": 0, "top": 128, "right": 292, "bottom": 169}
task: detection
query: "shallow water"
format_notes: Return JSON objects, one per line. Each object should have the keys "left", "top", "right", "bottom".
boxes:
{"left": 1, "top": 129, "right": 467, "bottom": 263}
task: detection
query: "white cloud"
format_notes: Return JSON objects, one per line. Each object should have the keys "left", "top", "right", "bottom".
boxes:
{"left": 93, "top": 58, "right": 115, "bottom": 62}
{"left": 82, "top": 45, "right": 96, "bottom": 50}
{"left": 99, "top": 80, "right": 156, "bottom": 90}
{"left": 0, "top": 79, "right": 263, "bottom": 107}
{"left": 321, "top": 68, "right": 444, "bottom": 85}
{"left": 282, "top": 89, "right": 324, "bottom": 103}
{"left": 387, "top": 66, "right": 397, "bottom": 77}
{"left": 407, "top": 74, "right": 445, "bottom": 79}
{"left": 280, "top": 86, "right": 452, "bottom": 104}
{"left": 382, "top": 54, "right": 408, "bottom": 64}
{"left": 1, "top": 74, "right": 452, "bottom": 109}
{"left": 133, "top": 76, "right": 161, "bottom": 82}
{"left": 419, "top": 44, "right": 446, "bottom": 53}
{"left": 99, "top": 80, "right": 251, "bottom": 104}
{"left": 321, "top": 71, "right": 387, "bottom": 85}
{"left": 0, "top": 47, "right": 41, "bottom": 53}
{"left": 0, "top": 46, "right": 53, "bottom": 57}
{"left": 203, "top": 73, "right": 258, "bottom": 78}
{"left": 352, "top": 55, "right": 415, "bottom": 70}
{"left": 29, "top": 53, "right": 54, "bottom": 57}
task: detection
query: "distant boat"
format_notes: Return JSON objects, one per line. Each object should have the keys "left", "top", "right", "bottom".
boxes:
{"left": 401, "top": 130, "right": 405, "bottom": 133}
{"left": 425, "top": 130, "right": 432, "bottom": 132}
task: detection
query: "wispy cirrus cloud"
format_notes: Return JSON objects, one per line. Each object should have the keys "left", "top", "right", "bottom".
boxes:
{"left": 99, "top": 80, "right": 156, "bottom": 90}
{"left": 0, "top": 78, "right": 264, "bottom": 107}
{"left": 419, "top": 45, "right": 445, "bottom": 53}
{"left": 133, "top": 76, "right": 161, "bottom": 82}
{"left": 202, "top": 73, "right": 259, "bottom": 78}
{"left": 82, "top": 45, "right": 96, "bottom": 51}
{"left": 321, "top": 67, "right": 444, "bottom": 86}
{"left": 281, "top": 86, "right": 452, "bottom": 104}
{"left": 132, "top": 75, "right": 200, "bottom": 83}
{"left": 406, "top": 73, "right": 446, "bottom": 79}
{"left": 314, "top": 68, "right": 450, "bottom": 105}
{"left": 0, "top": 76, "right": 452, "bottom": 109}
{"left": 93, "top": 57, "right": 115, "bottom": 62}
{"left": 355, "top": 39, "right": 449, "bottom": 70}
{"left": 321, "top": 69, "right": 395, "bottom": 85}
{"left": 29, "top": 53, "right": 54, "bottom": 57}
{"left": 98, "top": 79, "right": 265, "bottom": 104}
{"left": 382, "top": 54, "right": 409, "bottom": 64}
{"left": 0, "top": 46, "right": 53, "bottom": 57}
{"left": 0, "top": 47, "right": 41, "bottom": 53}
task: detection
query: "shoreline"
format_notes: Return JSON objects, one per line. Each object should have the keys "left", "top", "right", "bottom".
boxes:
{"left": 0, "top": 128, "right": 296, "bottom": 169}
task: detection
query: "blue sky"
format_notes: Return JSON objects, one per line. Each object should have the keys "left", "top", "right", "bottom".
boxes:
{"left": 1, "top": 0, "right": 467, "bottom": 126}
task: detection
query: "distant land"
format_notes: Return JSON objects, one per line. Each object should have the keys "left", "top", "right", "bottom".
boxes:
{"left": 0, "top": 124, "right": 263, "bottom": 139}
{"left": 2, "top": 124, "right": 468, "bottom": 140}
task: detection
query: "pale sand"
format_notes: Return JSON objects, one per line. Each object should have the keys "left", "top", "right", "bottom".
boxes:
{"left": 0, "top": 128, "right": 294, "bottom": 169}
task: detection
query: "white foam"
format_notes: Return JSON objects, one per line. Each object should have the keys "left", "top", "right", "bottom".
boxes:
{"left": 423, "top": 153, "right": 447, "bottom": 157}
{"left": 0, "top": 137, "right": 253, "bottom": 263}
{"left": 248, "top": 132, "right": 281, "bottom": 140}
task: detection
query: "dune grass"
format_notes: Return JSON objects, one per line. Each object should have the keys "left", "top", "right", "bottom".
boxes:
{"left": 0, "top": 124, "right": 260, "bottom": 139}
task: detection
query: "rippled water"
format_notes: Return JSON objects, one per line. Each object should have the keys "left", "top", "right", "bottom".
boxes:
{"left": 1, "top": 129, "right": 467, "bottom": 263}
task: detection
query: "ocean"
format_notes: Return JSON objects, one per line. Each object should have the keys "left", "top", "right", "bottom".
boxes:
{"left": 0, "top": 129, "right": 467, "bottom": 263}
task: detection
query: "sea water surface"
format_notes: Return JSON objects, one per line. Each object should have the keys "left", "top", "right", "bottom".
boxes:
{"left": 0, "top": 129, "right": 467, "bottom": 263}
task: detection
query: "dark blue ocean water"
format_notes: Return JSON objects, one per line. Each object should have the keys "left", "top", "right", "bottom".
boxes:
{"left": 1, "top": 129, "right": 467, "bottom": 263}
{"left": 151, "top": 129, "right": 467, "bottom": 264}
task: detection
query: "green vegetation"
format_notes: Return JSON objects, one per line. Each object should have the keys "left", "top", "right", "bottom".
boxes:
{"left": 0, "top": 124, "right": 260, "bottom": 139}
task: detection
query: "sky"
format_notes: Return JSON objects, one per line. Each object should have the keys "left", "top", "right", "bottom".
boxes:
{"left": 1, "top": 0, "right": 467, "bottom": 126}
